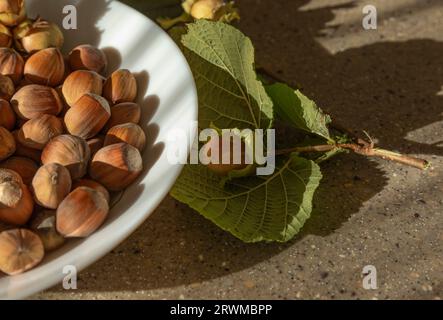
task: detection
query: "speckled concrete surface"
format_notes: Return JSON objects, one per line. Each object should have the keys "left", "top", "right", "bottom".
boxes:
{"left": 34, "top": 0, "right": 442, "bottom": 300}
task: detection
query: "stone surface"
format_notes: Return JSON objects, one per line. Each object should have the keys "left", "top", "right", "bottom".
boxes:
{"left": 34, "top": 0, "right": 442, "bottom": 300}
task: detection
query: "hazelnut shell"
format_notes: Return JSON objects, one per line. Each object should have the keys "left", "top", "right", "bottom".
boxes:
{"left": 11, "top": 84, "right": 63, "bottom": 120}
{"left": 64, "top": 93, "right": 110, "bottom": 139}
{"left": 0, "top": 229, "right": 44, "bottom": 276}
{"left": 104, "top": 123, "right": 146, "bottom": 152}
{"left": 56, "top": 186, "right": 109, "bottom": 238}
{"left": 17, "top": 114, "right": 64, "bottom": 150}
{"left": 24, "top": 47, "right": 65, "bottom": 86}
{"left": 69, "top": 44, "right": 107, "bottom": 74}
{"left": 62, "top": 70, "right": 103, "bottom": 107}
{"left": 41, "top": 134, "right": 91, "bottom": 180}
{"left": 89, "top": 143, "right": 143, "bottom": 191}
{"left": 31, "top": 163, "right": 72, "bottom": 209}
{"left": 103, "top": 69, "right": 137, "bottom": 104}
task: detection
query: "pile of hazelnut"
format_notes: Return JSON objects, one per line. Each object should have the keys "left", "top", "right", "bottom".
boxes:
{"left": 0, "top": 0, "right": 146, "bottom": 275}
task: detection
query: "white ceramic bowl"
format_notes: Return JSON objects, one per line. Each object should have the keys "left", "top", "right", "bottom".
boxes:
{"left": 0, "top": 0, "right": 197, "bottom": 299}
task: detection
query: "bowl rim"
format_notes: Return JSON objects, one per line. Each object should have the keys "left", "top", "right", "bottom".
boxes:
{"left": 0, "top": 0, "right": 198, "bottom": 299}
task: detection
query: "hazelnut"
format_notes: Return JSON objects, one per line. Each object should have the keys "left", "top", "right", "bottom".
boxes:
{"left": 103, "top": 102, "right": 141, "bottom": 132}
{"left": 0, "top": 74, "right": 14, "bottom": 100}
{"left": 104, "top": 123, "right": 146, "bottom": 152}
{"left": 72, "top": 178, "right": 110, "bottom": 203}
{"left": 17, "top": 19, "right": 64, "bottom": 53}
{"left": 0, "top": 47, "right": 24, "bottom": 84}
{"left": 12, "top": 17, "right": 30, "bottom": 51}
{"left": 31, "top": 163, "right": 71, "bottom": 209}
{"left": 41, "top": 134, "right": 91, "bottom": 180}
{"left": 103, "top": 69, "right": 137, "bottom": 104}
{"left": 190, "top": 0, "right": 225, "bottom": 20}
{"left": 24, "top": 47, "right": 65, "bottom": 86}
{"left": 11, "top": 84, "right": 63, "bottom": 120}
{"left": 0, "top": 22, "right": 12, "bottom": 47}
{"left": 0, "top": 156, "right": 38, "bottom": 185}
{"left": 17, "top": 114, "right": 64, "bottom": 150}
{"left": 30, "top": 210, "right": 65, "bottom": 251}
{"left": 0, "top": 0, "right": 26, "bottom": 27}
{"left": 0, "top": 0, "right": 25, "bottom": 27}
{"left": 0, "top": 168, "right": 34, "bottom": 225}
{"left": 11, "top": 129, "right": 41, "bottom": 163}
{"left": 62, "top": 70, "right": 103, "bottom": 107}
{"left": 0, "top": 98, "right": 15, "bottom": 130}
{"left": 89, "top": 143, "right": 143, "bottom": 191}
{"left": 0, "top": 229, "right": 44, "bottom": 275}
{"left": 69, "top": 44, "right": 107, "bottom": 74}
{"left": 64, "top": 93, "right": 111, "bottom": 139}
{"left": 56, "top": 186, "right": 109, "bottom": 238}
{"left": 87, "top": 135, "right": 104, "bottom": 157}
{"left": 0, "top": 125, "right": 15, "bottom": 161}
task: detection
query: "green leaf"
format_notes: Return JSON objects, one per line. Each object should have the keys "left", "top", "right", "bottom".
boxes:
{"left": 171, "top": 155, "right": 322, "bottom": 242}
{"left": 182, "top": 20, "right": 274, "bottom": 130}
{"left": 266, "top": 83, "right": 332, "bottom": 141}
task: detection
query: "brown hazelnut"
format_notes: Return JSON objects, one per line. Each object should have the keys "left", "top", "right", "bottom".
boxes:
{"left": 69, "top": 44, "right": 107, "bottom": 74}
{"left": 0, "top": 156, "right": 38, "bottom": 185}
{"left": 0, "top": 74, "right": 14, "bottom": 100}
{"left": 64, "top": 93, "right": 111, "bottom": 139}
{"left": 31, "top": 163, "right": 72, "bottom": 209}
{"left": 11, "top": 84, "right": 63, "bottom": 120}
{"left": 30, "top": 210, "right": 65, "bottom": 251}
{"left": 56, "top": 186, "right": 109, "bottom": 238}
{"left": 0, "top": 22, "right": 12, "bottom": 47}
{"left": 62, "top": 70, "right": 103, "bottom": 107}
{"left": 103, "top": 102, "right": 141, "bottom": 132}
{"left": 104, "top": 123, "right": 146, "bottom": 152}
{"left": 24, "top": 47, "right": 65, "bottom": 86}
{"left": 41, "top": 134, "right": 91, "bottom": 180}
{"left": 11, "top": 129, "right": 41, "bottom": 163}
{"left": 89, "top": 143, "right": 143, "bottom": 191}
{"left": 103, "top": 69, "right": 137, "bottom": 104}
{"left": 17, "top": 114, "right": 64, "bottom": 150}
{"left": 17, "top": 19, "right": 64, "bottom": 53}
{"left": 0, "top": 125, "right": 15, "bottom": 161}
{"left": 0, "top": 229, "right": 44, "bottom": 275}
{"left": 0, "top": 47, "right": 24, "bottom": 84}
{"left": 72, "top": 179, "right": 110, "bottom": 203}
{"left": 0, "top": 168, "right": 34, "bottom": 225}
{"left": 0, "top": 0, "right": 26, "bottom": 27}
{"left": 0, "top": 98, "right": 15, "bottom": 130}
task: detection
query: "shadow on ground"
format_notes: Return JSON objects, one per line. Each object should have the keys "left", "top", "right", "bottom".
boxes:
{"left": 47, "top": 0, "right": 442, "bottom": 292}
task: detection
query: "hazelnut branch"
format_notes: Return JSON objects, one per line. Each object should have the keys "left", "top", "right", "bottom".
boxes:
{"left": 275, "top": 141, "right": 430, "bottom": 170}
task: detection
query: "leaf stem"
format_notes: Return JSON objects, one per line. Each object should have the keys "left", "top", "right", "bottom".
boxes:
{"left": 275, "top": 143, "right": 429, "bottom": 170}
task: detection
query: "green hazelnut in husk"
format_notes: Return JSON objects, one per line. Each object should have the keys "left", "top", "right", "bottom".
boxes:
{"left": 14, "top": 19, "right": 64, "bottom": 54}
{"left": 0, "top": 0, "right": 26, "bottom": 27}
